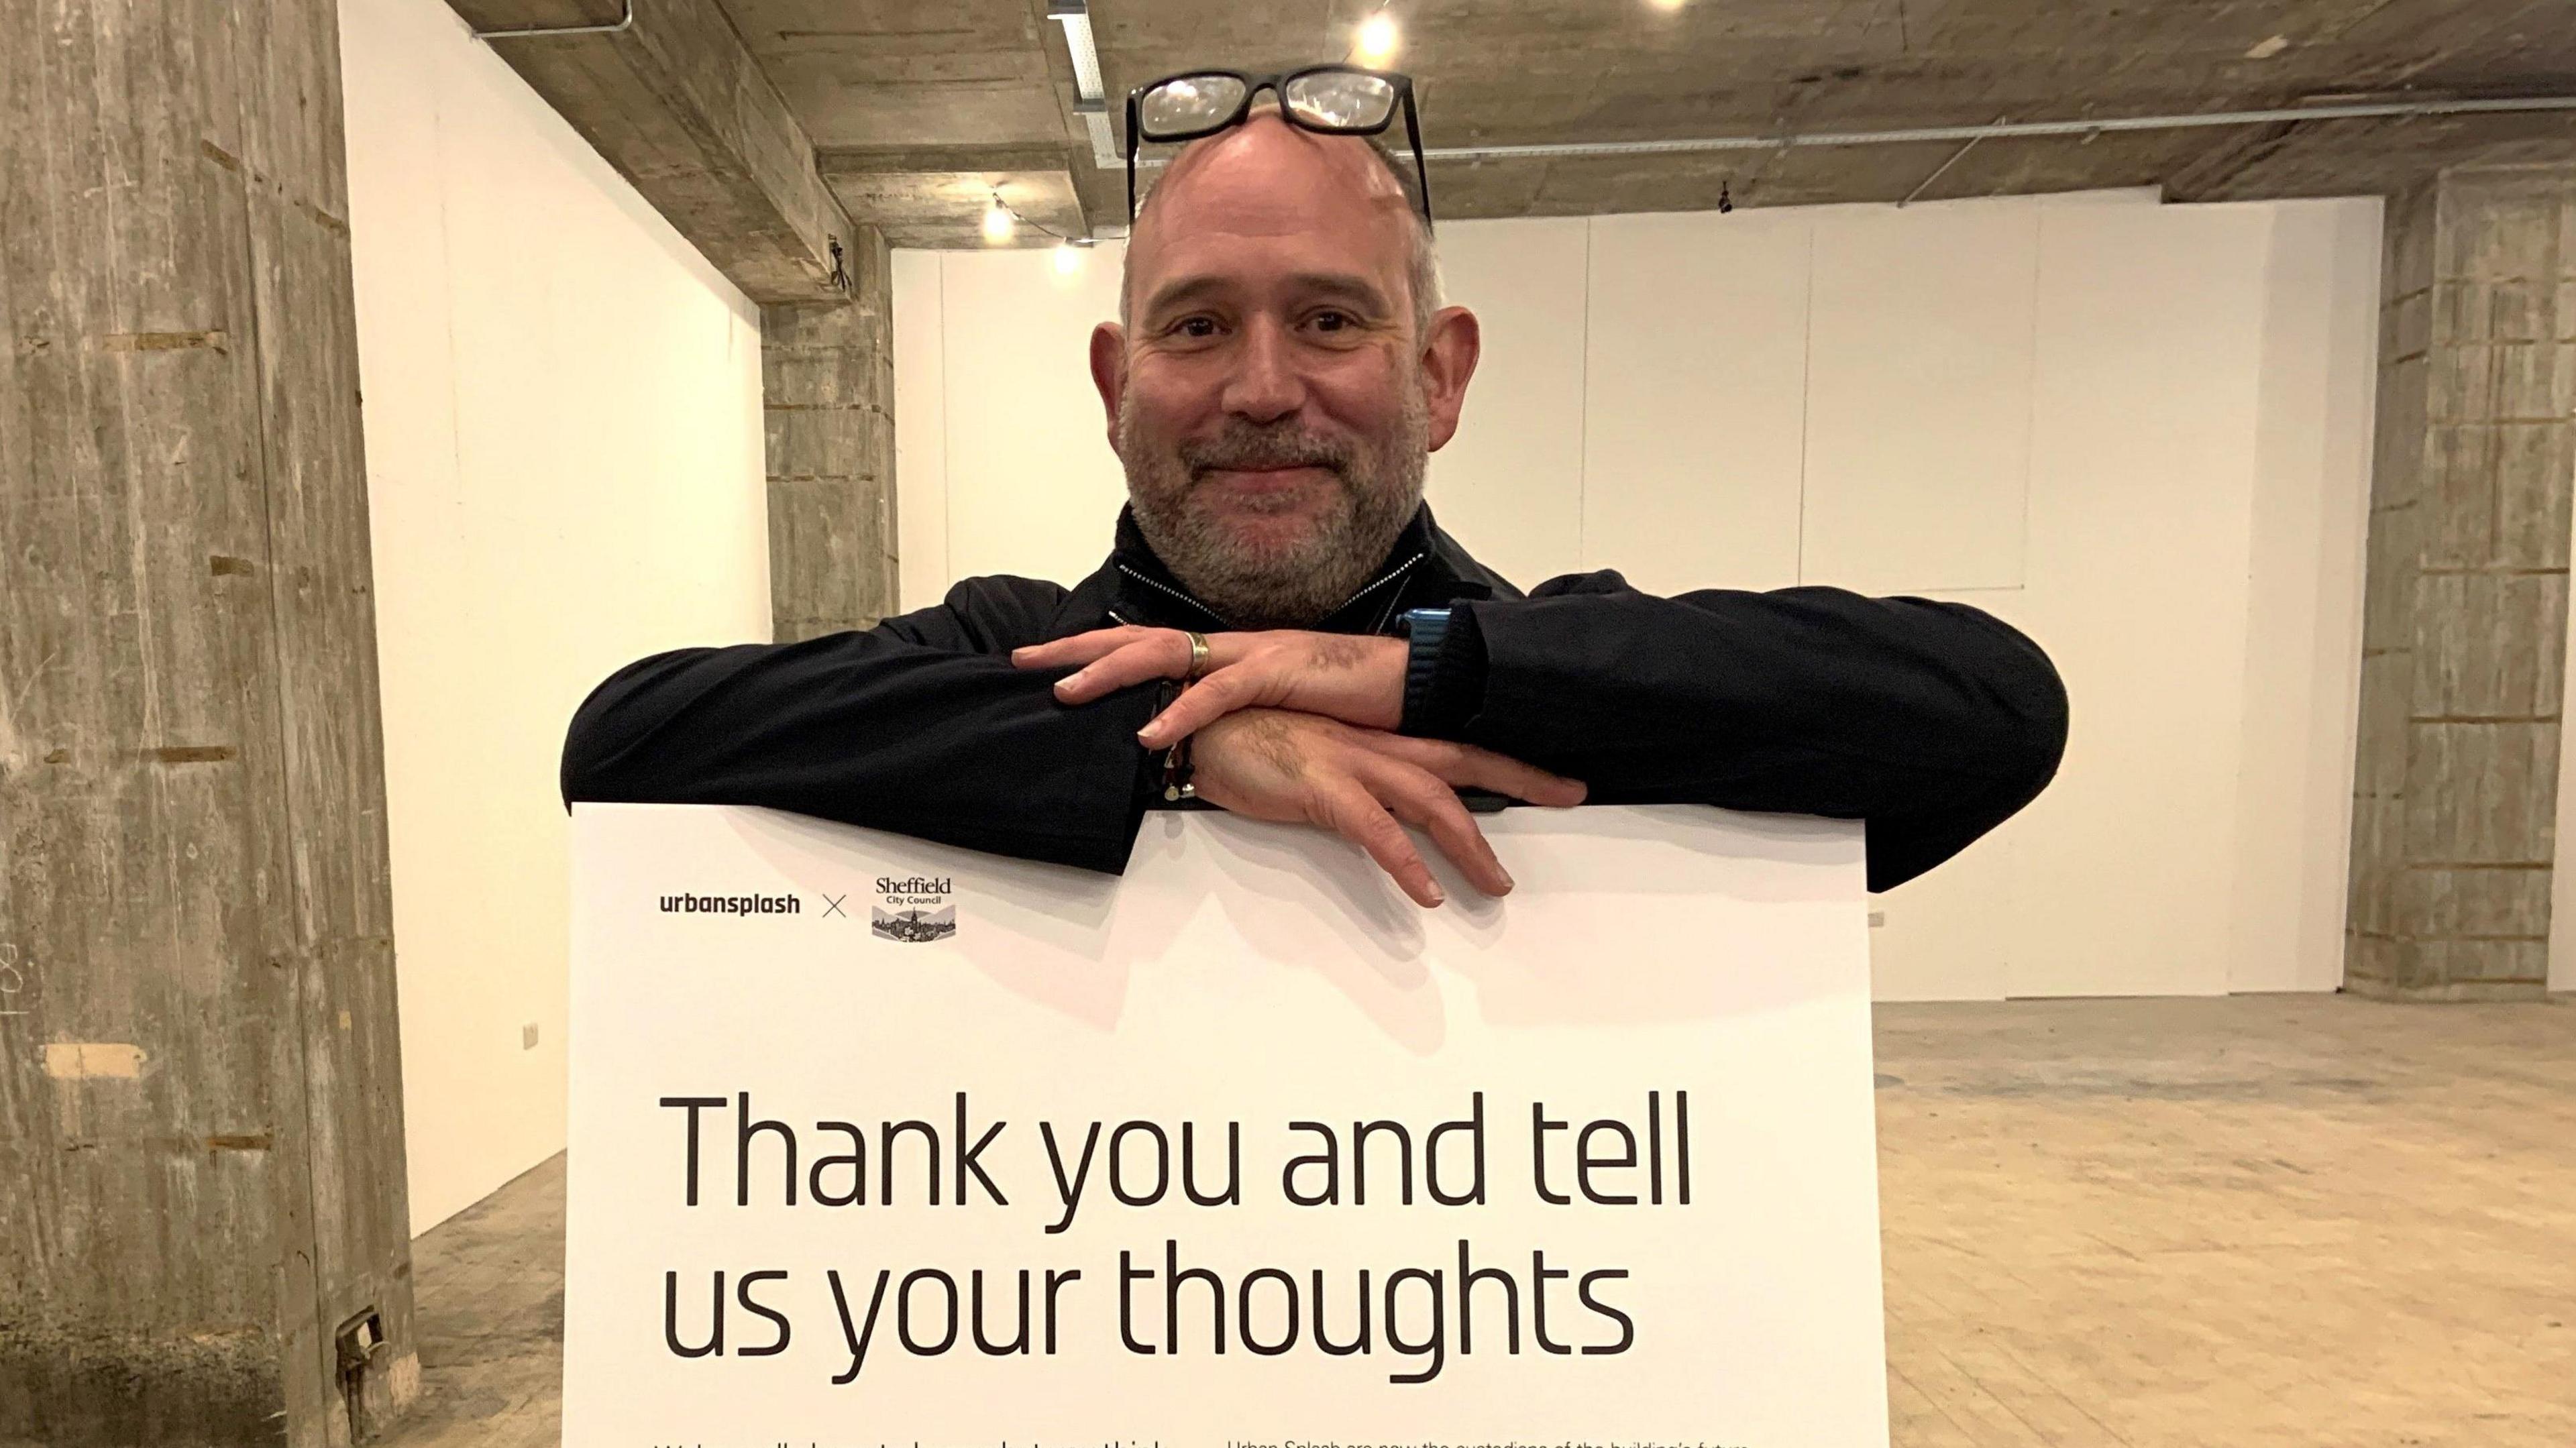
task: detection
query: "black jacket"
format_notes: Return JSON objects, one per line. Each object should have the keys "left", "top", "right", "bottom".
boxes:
{"left": 562, "top": 506, "right": 2067, "bottom": 891}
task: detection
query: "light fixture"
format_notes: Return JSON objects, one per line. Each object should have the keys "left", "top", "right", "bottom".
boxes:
{"left": 1356, "top": 9, "right": 1399, "bottom": 64}
{"left": 981, "top": 196, "right": 1016, "bottom": 244}
{"left": 1045, "top": 1, "right": 1103, "bottom": 100}
{"left": 1052, "top": 240, "right": 1085, "bottom": 275}
{"left": 1647, "top": 0, "right": 1687, "bottom": 9}
{"left": 1047, "top": 0, "right": 1118, "bottom": 166}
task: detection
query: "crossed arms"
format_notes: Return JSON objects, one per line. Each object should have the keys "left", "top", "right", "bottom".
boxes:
{"left": 561, "top": 570, "right": 2068, "bottom": 901}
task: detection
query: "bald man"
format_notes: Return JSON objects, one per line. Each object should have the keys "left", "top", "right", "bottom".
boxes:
{"left": 563, "top": 110, "right": 2067, "bottom": 905}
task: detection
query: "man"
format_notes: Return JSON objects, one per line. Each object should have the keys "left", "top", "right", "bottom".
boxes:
{"left": 561, "top": 105, "right": 2068, "bottom": 907}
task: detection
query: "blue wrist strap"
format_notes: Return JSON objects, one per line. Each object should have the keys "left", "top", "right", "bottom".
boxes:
{"left": 1398, "top": 608, "right": 1452, "bottom": 736}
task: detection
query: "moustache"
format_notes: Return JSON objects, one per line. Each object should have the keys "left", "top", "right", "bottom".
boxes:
{"left": 1179, "top": 425, "right": 1352, "bottom": 480}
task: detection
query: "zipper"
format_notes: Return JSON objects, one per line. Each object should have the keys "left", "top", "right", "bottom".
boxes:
{"left": 1348, "top": 552, "right": 1426, "bottom": 633}
{"left": 1114, "top": 565, "right": 1232, "bottom": 627}
{"left": 1115, "top": 549, "right": 1426, "bottom": 633}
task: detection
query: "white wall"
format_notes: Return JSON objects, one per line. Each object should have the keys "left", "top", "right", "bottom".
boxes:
{"left": 894, "top": 190, "right": 2381, "bottom": 1003}
{"left": 340, "top": 0, "right": 771, "bottom": 1233}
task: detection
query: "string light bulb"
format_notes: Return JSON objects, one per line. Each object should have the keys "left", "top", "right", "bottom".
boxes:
{"left": 1355, "top": 10, "right": 1399, "bottom": 64}
{"left": 1052, "top": 240, "right": 1084, "bottom": 275}
{"left": 981, "top": 196, "right": 1016, "bottom": 244}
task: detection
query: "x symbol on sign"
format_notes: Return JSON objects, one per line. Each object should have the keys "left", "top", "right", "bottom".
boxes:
{"left": 821, "top": 894, "right": 847, "bottom": 918}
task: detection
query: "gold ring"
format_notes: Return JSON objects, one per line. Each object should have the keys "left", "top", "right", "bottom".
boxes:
{"left": 1183, "top": 630, "right": 1212, "bottom": 681}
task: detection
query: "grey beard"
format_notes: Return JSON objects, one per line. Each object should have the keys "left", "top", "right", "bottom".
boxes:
{"left": 1120, "top": 398, "right": 1427, "bottom": 629}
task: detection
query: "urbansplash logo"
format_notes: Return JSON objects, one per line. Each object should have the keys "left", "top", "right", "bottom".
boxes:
{"left": 656, "top": 891, "right": 801, "bottom": 917}
{"left": 871, "top": 874, "right": 955, "bottom": 943}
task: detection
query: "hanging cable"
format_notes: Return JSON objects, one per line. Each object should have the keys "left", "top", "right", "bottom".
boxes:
{"left": 983, "top": 190, "right": 1089, "bottom": 245}
{"left": 470, "top": 0, "right": 634, "bottom": 40}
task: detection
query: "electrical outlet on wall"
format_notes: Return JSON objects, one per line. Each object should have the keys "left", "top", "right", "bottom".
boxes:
{"left": 522, "top": 1023, "right": 540, "bottom": 1050}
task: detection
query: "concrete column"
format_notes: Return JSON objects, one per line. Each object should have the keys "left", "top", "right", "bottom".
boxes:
{"left": 1, "top": 1, "right": 419, "bottom": 1441}
{"left": 763, "top": 227, "right": 900, "bottom": 643}
{"left": 2347, "top": 164, "right": 2576, "bottom": 1001}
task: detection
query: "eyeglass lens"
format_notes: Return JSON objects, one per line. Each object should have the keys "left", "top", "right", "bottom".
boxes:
{"left": 1139, "top": 74, "right": 1249, "bottom": 137}
{"left": 1139, "top": 71, "right": 1401, "bottom": 140}
{"left": 1283, "top": 71, "right": 1396, "bottom": 130}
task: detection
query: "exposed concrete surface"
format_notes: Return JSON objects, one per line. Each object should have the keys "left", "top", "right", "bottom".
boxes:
{"left": 2347, "top": 162, "right": 2576, "bottom": 1000}
{"left": 816, "top": 144, "right": 1087, "bottom": 250}
{"left": 381, "top": 994, "right": 2576, "bottom": 1446}
{"left": 763, "top": 226, "right": 899, "bottom": 642}
{"left": 458, "top": 1, "right": 2576, "bottom": 245}
{"left": 3, "top": 0, "right": 419, "bottom": 1439}
{"left": 374, "top": 1153, "right": 566, "bottom": 1448}
{"left": 715, "top": 0, "right": 2576, "bottom": 229}
{"left": 447, "top": 0, "right": 861, "bottom": 302}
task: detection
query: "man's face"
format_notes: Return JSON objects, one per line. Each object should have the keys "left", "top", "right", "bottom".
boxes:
{"left": 1092, "top": 115, "right": 1477, "bottom": 627}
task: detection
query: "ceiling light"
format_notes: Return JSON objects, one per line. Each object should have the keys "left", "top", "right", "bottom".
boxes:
{"left": 1052, "top": 241, "right": 1085, "bottom": 275}
{"left": 1046, "top": 1, "right": 1104, "bottom": 103}
{"left": 1648, "top": 0, "right": 1687, "bottom": 9}
{"left": 1356, "top": 10, "right": 1399, "bottom": 64}
{"left": 981, "top": 197, "right": 1016, "bottom": 244}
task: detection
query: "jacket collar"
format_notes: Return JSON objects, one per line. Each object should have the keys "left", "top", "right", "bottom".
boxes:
{"left": 1099, "top": 502, "right": 1515, "bottom": 636}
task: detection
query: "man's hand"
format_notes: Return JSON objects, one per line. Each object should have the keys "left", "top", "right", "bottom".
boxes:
{"left": 1015, "top": 626, "right": 1407, "bottom": 745}
{"left": 1187, "top": 708, "right": 1585, "bottom": 908}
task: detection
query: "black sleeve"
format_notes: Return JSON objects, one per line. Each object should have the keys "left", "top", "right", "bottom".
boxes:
{"left": 1448, "top": 572, "right": 2068, "bottom": 892}
{"left": 559, "top": 580, "right": 1161, "bottom": 874}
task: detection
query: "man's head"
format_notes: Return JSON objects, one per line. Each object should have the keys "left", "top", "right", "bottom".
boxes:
{"left": 1090, "top": 108, "right": 1481, "bottom": 628}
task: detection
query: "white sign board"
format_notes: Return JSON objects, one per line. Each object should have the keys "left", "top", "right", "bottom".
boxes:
{"left": 567, "top": 803, "right": 1890, "bottom": 1447}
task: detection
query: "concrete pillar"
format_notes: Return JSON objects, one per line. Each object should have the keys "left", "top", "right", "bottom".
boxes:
{"left": 763, "top": 226, "right": 900, "bottom": 643}
{"left": 1, "top": 1, "right": 419, "bottom": 1442}
{"left": 2347, "top": 164, "right": 2576, "bottom": 1001}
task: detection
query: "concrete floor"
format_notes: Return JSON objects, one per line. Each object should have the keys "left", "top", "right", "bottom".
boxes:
{"left": 388, "top": 1151, "right": 566, "bottom": 1448}
{"left": 382, "top": 994, "right": 2576, "bottom": 1447}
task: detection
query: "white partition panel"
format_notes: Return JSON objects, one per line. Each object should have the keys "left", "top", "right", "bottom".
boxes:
{"left": 892, "top": 247, "right": 952, "bottom": 614}
{"left": 2006, "top": 201, "right": 2273, "bottom": 998}
{"left": 936, "top": 247, "right": 1131, "bottom": 585}
{"left": 1428, "top": 217, "right": 1591, "bottom": 585}
{"left": 1581, "top": 210, "right": 1812, "bottom": 594}
{"left": 341, "top": 0, "right": 771, "bottom": 1231}
{"left": 2561, "top": 575, "right": 2576, "bottom": 988}
{"left": 2228, "top": 199, "right": 2381, "bottom": 994}
{"left": 1801, "top": 199, "right": 2038, "bottom": 594}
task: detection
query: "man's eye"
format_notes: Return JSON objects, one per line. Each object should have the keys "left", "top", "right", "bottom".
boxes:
{"left": 1171, "top": 317, "right": 1220, "bottom": 339}
{"left": 1310, "top": 310, "right": 1353, "bottom": 332}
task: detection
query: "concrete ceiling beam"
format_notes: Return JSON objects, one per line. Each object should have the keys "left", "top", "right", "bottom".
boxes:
{"left": 814, "top": 144, "right": 1087, "bottom": 248}
{"left": 447, "top": 0, "right": 861, "bottom": 302}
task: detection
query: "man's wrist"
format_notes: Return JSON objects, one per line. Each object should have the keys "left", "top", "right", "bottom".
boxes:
{"left": 1398, "top": 608, "right": 1487, "bottom": 736}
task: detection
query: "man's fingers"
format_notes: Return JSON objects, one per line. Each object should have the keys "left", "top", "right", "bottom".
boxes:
{"left": 1362, "top": 757, "right": 1513, "bottom": 897}
{"left": 1366, "top": 734, "right": 1587, "bottom": 807}
{"left": 1136, "top": 669, "right": 1260, "bottom": 746}
{"left": 1316, "top": 780, "right": 1446, "bottom": 908}
{"left": 1053, "top": 636, "right": 1199, "bottom": 704}
{"left": 1057, "top": 638, "right": 1187, "bottom": 698}
{"left": 1012, "top": 626, "right": 1149, "bottom": 671}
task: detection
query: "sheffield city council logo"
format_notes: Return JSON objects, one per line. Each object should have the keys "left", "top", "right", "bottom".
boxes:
{"left": 871, "top": 875, "right": 956, "bottom": 943}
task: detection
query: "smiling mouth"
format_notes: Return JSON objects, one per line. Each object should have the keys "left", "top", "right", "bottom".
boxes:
{"left": 1199, "top": 466, "right": 1336, "bottom": 502}
{"left": 1191, "top": 466, "right": 1338, "bottom": 516}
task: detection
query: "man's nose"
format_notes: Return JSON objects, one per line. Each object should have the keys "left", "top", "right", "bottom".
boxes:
{"left": 1221, "top": 317, "right": 1305, "bottom": 424}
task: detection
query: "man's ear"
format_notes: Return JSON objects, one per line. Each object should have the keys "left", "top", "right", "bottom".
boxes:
{"left": 1089, "top": 323, "right": 1127, "bottom": 453}
{"left": 1417, "top": 305, "right": 1482, "bottom": 453}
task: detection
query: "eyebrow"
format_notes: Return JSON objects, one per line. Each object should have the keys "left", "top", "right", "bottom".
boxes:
{"left": 1140, "top": 270, "right": 1396, "bottom": 321}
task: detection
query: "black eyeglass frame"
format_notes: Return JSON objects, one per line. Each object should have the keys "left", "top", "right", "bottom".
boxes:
{"left": 1124, "top": 65, "right": 1432, "bottom": 227}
